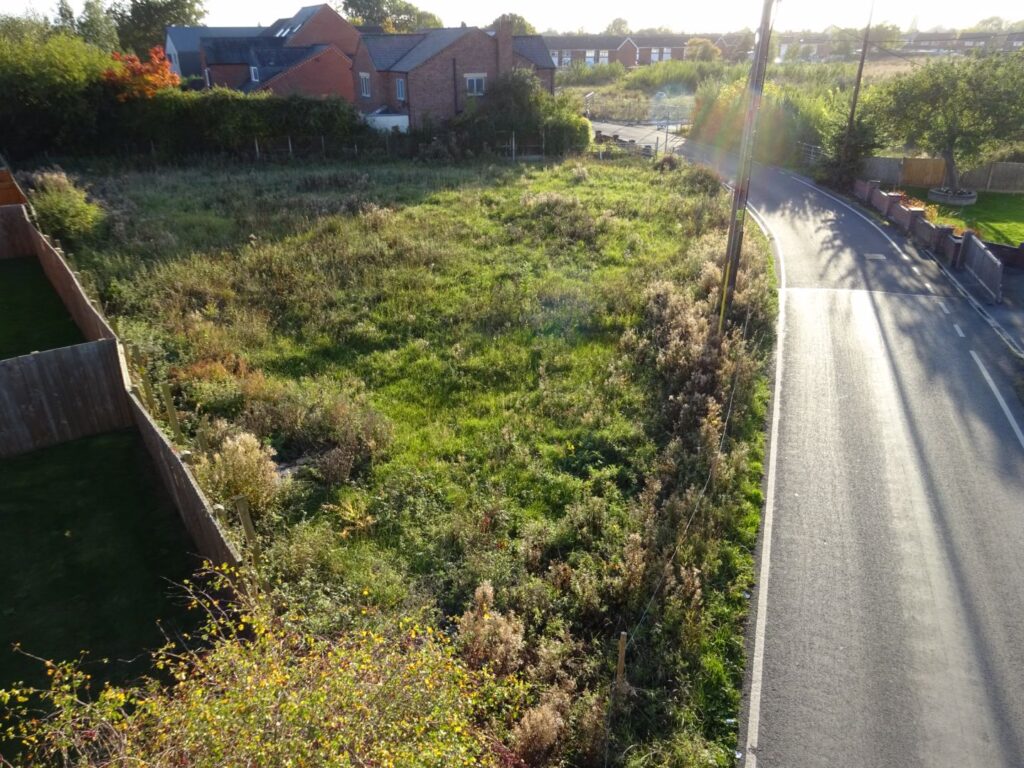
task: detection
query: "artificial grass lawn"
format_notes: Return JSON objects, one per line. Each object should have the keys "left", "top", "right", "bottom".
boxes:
{"left": 0, "top": 257, "right": 82, "bottom": 359}
{"left": 0, "top": 431, "right": 197, "bottom": 690}
{"left": 906, "top": 187, "right": 1024, "bottom": 246}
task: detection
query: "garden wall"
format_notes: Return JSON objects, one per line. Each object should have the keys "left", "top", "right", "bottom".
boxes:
{"left": 0, "top": 339, "right": 132, "bottom": 457}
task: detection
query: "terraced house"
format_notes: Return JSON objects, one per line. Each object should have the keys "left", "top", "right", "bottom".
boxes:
{"left": 165, "top": 5, "right": 555, "bottom": 131}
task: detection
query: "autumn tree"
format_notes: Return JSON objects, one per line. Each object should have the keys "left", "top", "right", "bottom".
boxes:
{"left": 486, "top": 13, "right": 536, "bottom": 35}
{"left": 104, "top": 45, "right": 179, "bottom": 99}
{"left": 685, "top": 37, "right": 721, "bottom": 61}
{"left": 870, "top": 53, "right": 1024, "bottom": 190}
{"left": 111, "top": 0, "right": 204, "bottom": 56}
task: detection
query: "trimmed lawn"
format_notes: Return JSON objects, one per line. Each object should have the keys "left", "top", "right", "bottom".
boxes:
{"left": 906, "top": 187, "right": 1024, "bottom": 246}
{"left": 0, "top": 257, "right": 82, "bottom": 359}
{"left": 0, "top": 431, "right": 197, "bottom": 689}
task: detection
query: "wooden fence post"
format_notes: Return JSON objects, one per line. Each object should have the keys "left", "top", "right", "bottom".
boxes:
{"left": 615, "top": 631, "right": 627, "bottom": 692}
{"left": 160, "top": 382, "right": 183, "bottom": 442}
{"left": 232, "top": 496, "right": 260, "bottom": 558}
{"left": 254, "top": 137, "right": 261, "bottom": 161}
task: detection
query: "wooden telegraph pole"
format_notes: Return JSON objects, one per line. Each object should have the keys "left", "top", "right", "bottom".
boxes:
{"left": 841, "top": 2, "right": 875, "bottom": 174}
{"left": 717, "top": 0, "right": 778, "bottom": 335}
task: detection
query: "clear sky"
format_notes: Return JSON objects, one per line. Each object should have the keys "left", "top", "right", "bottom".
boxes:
{"left": 2, "top": 0, "right": 1022, "bottom": 34}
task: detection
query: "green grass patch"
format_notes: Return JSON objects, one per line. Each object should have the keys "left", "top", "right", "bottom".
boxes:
{"left": 0, "top": 431, "right": 197, "bottom": 690}
{"left": 0, "top": 257, "right": 82, "bottom": 359}
{"left": 905, "top": 187, "right": 1024, "bottom": 246}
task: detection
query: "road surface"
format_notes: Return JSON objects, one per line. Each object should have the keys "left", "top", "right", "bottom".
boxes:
{"left": 597, "top": 124, "right": 1024, "bottom": 767}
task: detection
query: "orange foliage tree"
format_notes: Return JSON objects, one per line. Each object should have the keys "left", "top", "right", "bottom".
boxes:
{"left": 104, "top": 45, "right": 179, "bottom": 101}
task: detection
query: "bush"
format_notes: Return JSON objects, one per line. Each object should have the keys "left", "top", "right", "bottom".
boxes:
{"left": 556, "top": 61, "right": 626, "bottom": 87}
{"left": 24, "top": 169, "right": 105, "bottom": 247}
{"left": 193, "top": 431, "right": 282, "bottom": 519}
{"left": 454, "top": 70, "right": 590, "bottom": 156}
{"left": 457, "top": 581, "right": 525, "bottom": 675}
{"left": 0, "top": 577, "right": 503, "bottom": 767}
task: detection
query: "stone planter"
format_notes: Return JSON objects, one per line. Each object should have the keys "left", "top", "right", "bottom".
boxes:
{"left": 928, "top": 187, "right": 978, "bottom": 206}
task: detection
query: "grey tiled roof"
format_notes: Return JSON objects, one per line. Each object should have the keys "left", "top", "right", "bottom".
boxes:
{"left": 390, "top": 28, "right": 472, "bottom": 71}
{"left": 362, "top": 33, "right": 425, "bottom": 70}
{"left": 542, "top": 34, "right": 631, "bottom": 50}
{"left": 512, "top": 35, "right": 555, "bottom": 69}
{"left": 166, "top": 25, "right": 262, "bottom": 53}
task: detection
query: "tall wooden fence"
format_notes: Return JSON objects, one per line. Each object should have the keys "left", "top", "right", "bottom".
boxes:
{"left": 0, "top": 204, "right": 115, "bottom": 341}
{"left": 0, "top": 339, "right": 133, "bottom": 457}
{"left": 864, "top": 156, "right": 1024, "bottom": 192}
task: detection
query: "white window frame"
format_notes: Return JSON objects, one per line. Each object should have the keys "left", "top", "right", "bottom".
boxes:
{"left": 560, "top": 50, "right": 571, "bottom": 67}
{"left": 396, "top": 77, "right": 406, "bottom": 101}
{"left": 651, "top": 47, "right": 661, "bottom": 62}
{"left": 250, "top": 66, "right": 259, "bottom": 82}
{"left": 550, "top": 49, "right": 559, "bottom": 66}
{"left": 465, "top": 73, "right": 486, "bottom": 96}
{"left": 204, "top": 67, "right": 211, "bottom": 88}
{"left": 359, "top": 72, "right": 371, "bottom": 98}
{"left": 599, "top": 49, "right": 609, "bottom": 64}
{"left": 662, "top": 47, "right": 672, "bottom": 61}
{"left": 585, "top": 49, "right": 596, "bottom": 65}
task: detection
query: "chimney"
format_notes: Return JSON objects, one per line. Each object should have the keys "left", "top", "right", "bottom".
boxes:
{"left": 496, "top": 18, "right": 513, "bottom": 75}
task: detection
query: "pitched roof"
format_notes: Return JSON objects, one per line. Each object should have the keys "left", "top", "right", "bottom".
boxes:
{"left": 166, "top": 25, "right": 262, "bottom": 53}
{"left": 390, "top": 27, "right": 472, "bottom": 71}
{"left": 362, "top": 33, "right": 425, "bottom": 69}
{"left": 363, "top": 27, "right": 473, "bottom": 72}
{"left": 262, "top": 4, "right": 325, "bottom": 38}
{"left": 512, "top": 35, "right": 555, "bottom": 69}
{"left": 631, "top": 34, "right": 689, "bottom": 47}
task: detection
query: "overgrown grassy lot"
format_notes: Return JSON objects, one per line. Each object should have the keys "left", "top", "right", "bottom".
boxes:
{"left": 0, "top": 257, "right": 82, "bottom": 359}
{"left": 904, "top": 187, "right": 1024, "bottom": 246}
{"left": 0, "top": 431, "right": 196, "bottom": 690}
{"left": 8, "top": 157, "right": 774, "bottom": 766}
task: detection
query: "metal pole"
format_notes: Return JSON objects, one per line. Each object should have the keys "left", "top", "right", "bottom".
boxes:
{"left": 841, "top": 2, "right": 875, "bottom": 171}
{"left": 717, "top": 0, "right": 778, "bottom": 335}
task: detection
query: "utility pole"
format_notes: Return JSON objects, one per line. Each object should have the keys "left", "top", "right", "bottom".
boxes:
{"left": 717, "top": 0, "right": 777, "bottom": 335}
{"left": 841, "top": 1, "right": 875, "bottom": 172}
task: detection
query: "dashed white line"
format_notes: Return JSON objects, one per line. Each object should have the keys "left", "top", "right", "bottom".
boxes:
{"left": 954, "top": 324, "right": 965, "bottom": 338}
{"left": 939, "top": 301, "right": 950, "bottom": 315}
{"left": 970, "top": 350, "right": 1024, "bottom": 451}
{"left": 912, "top": 266, "right": 921, "bottom": 274}
{"left": 925, "top": 283, "right": 934, "bottom": 293}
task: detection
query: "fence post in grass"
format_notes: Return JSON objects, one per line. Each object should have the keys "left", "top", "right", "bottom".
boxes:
{"left": 512, "top": 131, "right": 516, "bottom": 163}
{"left": 232, "top": 495, "right": 260, "bottom": 559}
{"left": 254, "top": 137, "right": 261, "bottom": 161}
{"left": 160, "top": 382, "right": 183, "bottom": 442}
{"left": 615, "top": 631, "right": 627, "bottom": 693}
{"left": 140, "top": 371, "right": 158, "bottom": 415}
{"left": 655, "top": 137, "right": 660, "bottom": 158}
{"left": 288, "top": 135, "right": 294, "bottom": 159}
{"left": 321, "top": 135, "right": 326, "bottom": 158}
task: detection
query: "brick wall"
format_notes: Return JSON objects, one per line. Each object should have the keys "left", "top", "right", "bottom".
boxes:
{"left": 261, "top": 47, "right": 354, "bottom": 100}
{"left": 513, "top": 55, "right": 554, "bottom": 92}
{"left": 208, "top": 63, "right": 249, "bottom": 89}
{"left": 615, "top": 41, "right": 637, "bottom": 66}
{"left": 286, "top": 6, "right": 361, "bottom": 57}
{"left": 407, "top": 28, "right": 497, "bottom": 128}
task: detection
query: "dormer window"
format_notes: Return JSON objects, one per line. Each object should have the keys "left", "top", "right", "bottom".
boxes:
{"left": 250, "top": 66, "right": 259, "bottom": 82}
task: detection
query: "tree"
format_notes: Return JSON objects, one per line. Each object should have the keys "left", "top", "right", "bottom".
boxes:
{"left": 634, "top": 26, "right": 673, "bottom": 36}
{"left": 54, "top": 0, "right": 77, "bottom": 34}
{"left": 486, "top": 13, "right": 535, "bottom": 35}
{"left": 868, "top": 22, "right": 902, "bottom": 47}
{"left": 342, "top": 0, "right": 441, "bottom": 32}
{"left": 104, "top": 44, "right": 179, "bottom": 99}
{"left": 603, "top": 18, "right": 629, "bottom": 36}
{"left": 78, "top": 0, "right": 120, "bottom": 51}
{"left": 969, "top": 16, "right": 1005, "bottom": 33}
{"left": 112, "top": 0, "right": 204, "bottom": 56}
{"left": 0, "top": 11, "right": 53, "bottom": 42}
{"left": 685, "top": 37, "right": 721, "bottom": 61}
{"left": 870, "top": 53, "right": 1024, "bottom": 190}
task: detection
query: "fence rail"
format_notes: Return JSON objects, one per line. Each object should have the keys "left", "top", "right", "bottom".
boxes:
{"left": 863, "top": 156, "right": 1024, "bottom": 192}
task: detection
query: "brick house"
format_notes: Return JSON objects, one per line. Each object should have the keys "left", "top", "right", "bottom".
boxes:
{"left": 166, "top": 5, "right": 359, "bottom": 98}
{"left": 543, "top": 34, "right": 641, "bottom": 68}
{"left": 352, "top": 23, "right": 555, "bottom": 131}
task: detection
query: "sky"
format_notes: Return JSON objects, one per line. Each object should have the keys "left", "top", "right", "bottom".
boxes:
{"left": 2, "top": 0, "right": 1022, "bottom": 34}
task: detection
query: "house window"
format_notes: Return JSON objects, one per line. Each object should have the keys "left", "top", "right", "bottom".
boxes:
{"left": 560, "top": 50, "right": 571, "bottom": 67}
{"left": 599, "top": 49, "right": 609, "bottom": 64}
{"left": 396, "top": 77, "right": 406, "bottom": 101}
{"left": 250, "top": 66, "right": 259, "bottom": 82}
{"left": 663, "top": 48, "right": 672, "bottom": 61}
{"left": 465, "top": 73, "right": 486, "bottom": 96}
{"left": 550, "top": 49, "right": 558, "bottom": 66}
{"left": 651, "top": 47, "right": 661, "bottom": 62}
{"left": 585, "top": 49, "right": 596, "bottom": 65}
{"left": 359, "top": 72, "right": 371, "bottom": 98}
{"left": 204, "top": 68, "right": 211, "bottom": 88}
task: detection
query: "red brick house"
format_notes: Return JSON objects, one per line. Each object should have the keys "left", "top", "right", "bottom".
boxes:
{"left": 167, "top": 5, "right": 359, "bottom": 98}
{"left": 352, "top": 24, "right": 555, "bottom": 131}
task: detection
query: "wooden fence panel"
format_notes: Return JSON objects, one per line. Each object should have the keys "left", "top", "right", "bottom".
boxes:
{"left": 0, "top": 339, "right": 133, "bottom": 457}
{"left": 129, "top": 394, "right": 241, "bottom": 566}
{"left": 0, "top": 204, "right": 115, "bottom": 341}
{"left": 900, "top": 158, "right": 946, "bottom": 188}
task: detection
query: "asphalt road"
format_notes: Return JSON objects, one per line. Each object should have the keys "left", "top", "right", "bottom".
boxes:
{"left": 595, "top": 124, "right": 1024, "bottom": 767}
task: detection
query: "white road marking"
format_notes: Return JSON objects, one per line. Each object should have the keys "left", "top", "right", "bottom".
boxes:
{"left": 939, "top": 301, "right": 950, "bottom": 314}
{"left": 970, "top": 350, "right": 1024, "bottom": 451}
{"left": 864, "top": 253, "right": 886, "bottom": 261}
{"left": 912, "top": 266, "right": 921, "bottom": 274}
{"left": 955, "top": 324, "right": 965, "bottom": 338}
{"left": 925, "top": 283, "right": 934, "bottom": 293}
{"left": 742, "top": 202, "right": 784, "bottom": 768}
